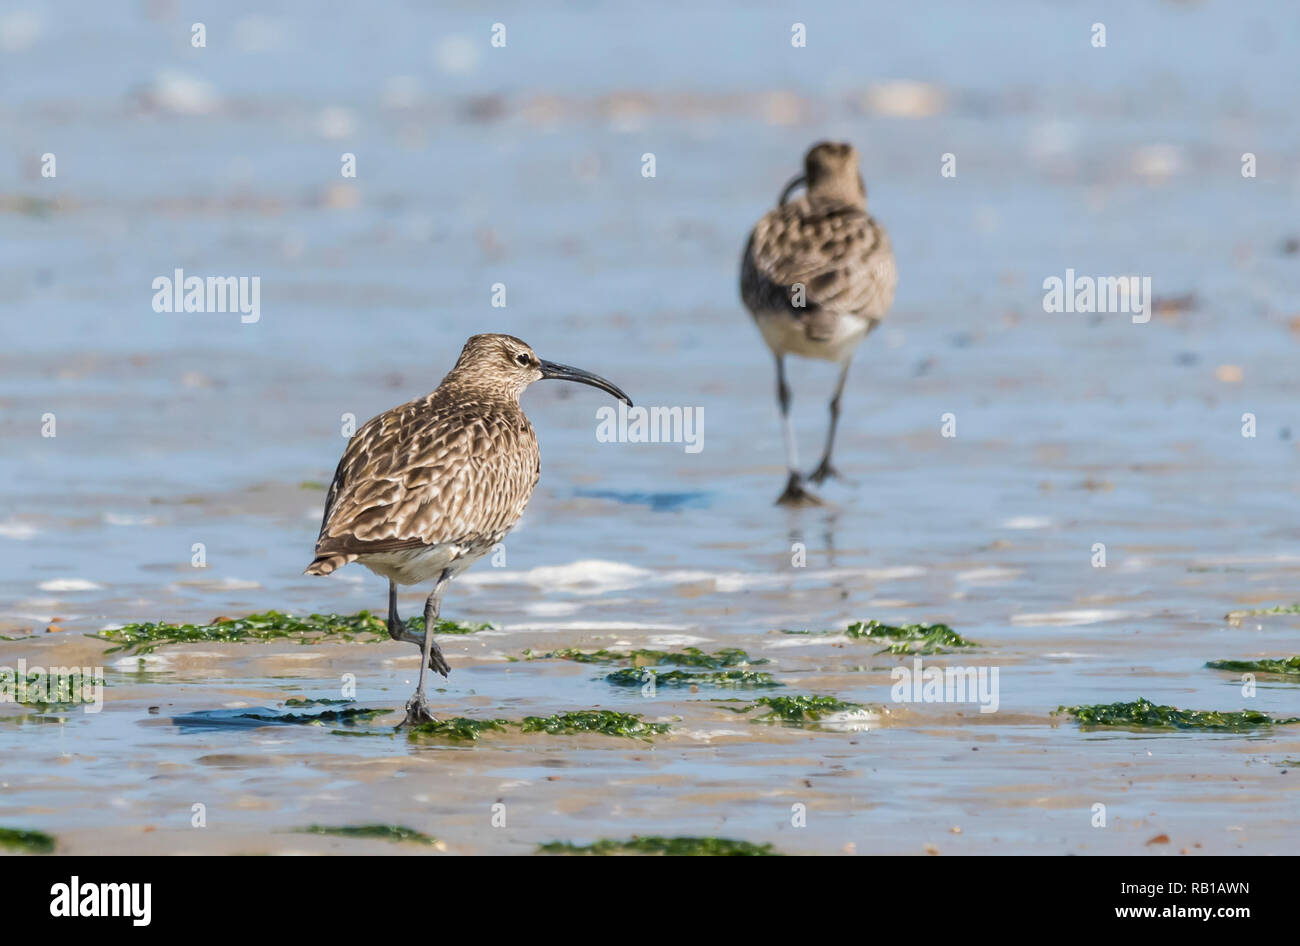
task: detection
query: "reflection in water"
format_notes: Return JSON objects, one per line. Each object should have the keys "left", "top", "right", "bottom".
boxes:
{"left": 787, "top": 510, "right": 847, "bottom": 570}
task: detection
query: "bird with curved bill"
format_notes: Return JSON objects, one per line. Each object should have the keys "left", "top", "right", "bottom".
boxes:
{"left": 306, "top": 333, "right": 632, "bottom": 727}
{"left": 741, "top": 141, "right": 898, "bottom": 506}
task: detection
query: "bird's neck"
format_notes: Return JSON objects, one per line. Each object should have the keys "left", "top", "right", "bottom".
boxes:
{"left": 433, "top": 371, "right": 524, "bottom": 410}
{"left": 808, "top": 185, "right": 865, "bottom": 208}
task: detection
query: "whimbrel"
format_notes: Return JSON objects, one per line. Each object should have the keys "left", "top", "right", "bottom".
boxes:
{"left": 740, "top": 141, "right": 897, "bottom": 505}
{"left": 305, "top": 334, "right": 631, "bottom": 727}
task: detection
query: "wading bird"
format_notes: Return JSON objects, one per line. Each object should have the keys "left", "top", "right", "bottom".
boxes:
{"left": 306, "top": 334, "right": 631, "bottom": 727}
{"left": 740, "top": 141, "right": 898, "bottom": 505}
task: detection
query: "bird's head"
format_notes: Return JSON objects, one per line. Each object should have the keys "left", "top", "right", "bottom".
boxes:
{"left": 450, "top": 334, "right": 633, "bottom": 406}
{"left": 780, "top": 141, "right": 866, "bottom": 208}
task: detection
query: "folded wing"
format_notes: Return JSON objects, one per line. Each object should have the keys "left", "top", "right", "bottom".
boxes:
{"left": 742, "top": 197, "right": 897, "bottom": 339}
{"left": 313, "top": 397, "right": 539, "bottom": 560}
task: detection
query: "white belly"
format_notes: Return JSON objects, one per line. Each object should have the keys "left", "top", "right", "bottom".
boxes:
{"left": 357, "top": 543, "right": 489, "bottom": 586}
{"left": 754, "top": 309, "right": 870, "bottom": 363}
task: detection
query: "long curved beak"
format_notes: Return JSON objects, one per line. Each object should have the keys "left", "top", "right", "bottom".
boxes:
{"left": 539, "top": 359, "right": 633, "bottom": 407}
{"left": 778, "top": 173, "right": 806, "bottom": 206}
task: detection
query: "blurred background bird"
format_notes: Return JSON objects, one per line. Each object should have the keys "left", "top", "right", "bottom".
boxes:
{"left": 741, "top": 141, "right": 898, "bottom": 505}
{"left": 306, "top": 334, "right": 631, "bottom": 727}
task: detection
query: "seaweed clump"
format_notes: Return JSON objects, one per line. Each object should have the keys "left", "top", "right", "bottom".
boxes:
{"left": 406, "top": 717, "right": 510, "bottom": 741}
{"left": 184, "top": 704, "right": 671, "bottom": 741}
{"left": 406, "top": 711, "right": 672, "bottom": 741}
{"left": 298, "top": 824, "right": 439, "bottom": 845}
{"left": 94, "top": 610, "right": 488, "bottom": 655}
{"left": 844, "top": 620, "right": 976, "bottom": 654}
{"left": 538, "top": 836, "right": 776, "bottom": 856}
{"left": 0, "top": 827, "right": 55, "bottom": 854}
{"left": 780, "top": 620, "right": 977, "bottom": 655}
{"left": 527, "top": 646, "right": 764, "bottom": 668}
{"left": 604, "top": 667, "right": 779, "bottom": 689}
{"left": 1206, "top": 657, "right": 1300, "bottom": 676}
{"left": 234, "top": 705, "right": 392, "bottom": 726}
{"left": 747, "top": 694, "right": 864, "bottom": 722}
{"left": 519, "top": 710, "right": 670, "bottom": 738}
{"left": 1057, "top": 698, "right": 1300, "bottom": 731}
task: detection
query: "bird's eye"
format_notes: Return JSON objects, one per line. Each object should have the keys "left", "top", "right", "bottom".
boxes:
{"left": 516, "top": 353, "right": 531, "bottom": 366}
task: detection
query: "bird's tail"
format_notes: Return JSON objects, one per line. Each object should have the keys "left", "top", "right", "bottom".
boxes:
{"left": 304, "top": 552, "right": 356, "bottom": 576}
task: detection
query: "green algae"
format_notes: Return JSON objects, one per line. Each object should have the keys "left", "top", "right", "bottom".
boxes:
{"left": 520, "top": 710, "right": 670, "bottom": 738}
{"left": 526, "top": 646, "right": 765, "bottom": 668}
{"left": 1206, "top": 657, "right": 1300, "bottom": 676}
{"left": 844, "top": 620, "right": 976, "bottom": 654}
{"left": 780, "top": 620, "right": 976, "bottom": 654}
{"left": 221, "top": 704, "right": 671, "bottom": 741}
{"left": 1058, "top": 697, "right": 1300, "bottom": 731}
{"left": 407, "top": 717, "right": 510, "bottom": 741}
{"left": 402, "top": 615, "right": 492, "bottom": 636}
{"left": 1225, "top": 603, "right": 1300, "bottom": 626}
{"left": 93, "top": 609, "right": 488, "bottom": 655}
{"left": 746, "top": 694, "right": 865, "bottom": 722}
{"left": 299, "top": 824, "right": 439, "bottom": 845}
{"left": 0, "top": 827, "right": 55, "bottom": 854}
{"left": 604, "top": 667, "right": 780, "bottom": 688}
{"left": 236, "top": 705, "right": 393, "bottom": 726}
{"left": 538, "top": 836, "right": 777, "bottom": 856}
{"left": 95, "top": 610, "right": 388, "bottom": 654}
{"left": 403, "top": 711, "right": 672, "bottom": 740}
{"left": 284, "top": 697, "right": 354, "bottom": 707}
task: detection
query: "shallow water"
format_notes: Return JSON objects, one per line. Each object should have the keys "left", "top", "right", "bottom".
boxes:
{"left": 2, "top": 0, "right": 1300, "bottom": 855}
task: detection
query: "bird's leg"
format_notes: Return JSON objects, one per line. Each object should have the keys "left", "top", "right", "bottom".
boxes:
{"left": 388, "top": 576, "right": 449, "bottom": 670}
{"left": 400, "top": 569, "right": 451, "bottom": 728}
{"left": 774, "top": 355, "right": 822, "bottom": 507}
{"left": 419, "top": 576, "right": 452, "bottom": 679}
{"left": 385, "top": 579, "right": 405, "bottom": 640}
{"left": 808, "top": 360, "right": 850, "bottom": 485}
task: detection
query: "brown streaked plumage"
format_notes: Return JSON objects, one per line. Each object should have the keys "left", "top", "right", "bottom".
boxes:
{"left": 306, "top": 333, "right": 631, "bottom": 727}
{"left": 741, "top": 141, "right": 898, "bottom": 506}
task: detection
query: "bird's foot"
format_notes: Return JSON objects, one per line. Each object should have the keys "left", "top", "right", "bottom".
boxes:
{"left": 426, "top": 639, "right": 451, "bottom": 678}
{"left": 386, "top": 615, "right": 407, "bottom": 642}
{"left": 807, "top": 459, "right": 842, "bottom": 486}
{"left": 389, "top": 621, "right": 451, "bottom": 675}
{"left": 398, "top": 691, "right": 438, "bottom": 729}
{"left": 776, "top": 472, "right": 823, "bottom": 507}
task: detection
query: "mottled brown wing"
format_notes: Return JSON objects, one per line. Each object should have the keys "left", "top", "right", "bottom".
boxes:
{"left": 314, "top": 396, "right": 539, "bottom": 556}
{"left": 743, "top": 196, "right": 897, "bottom": 338}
